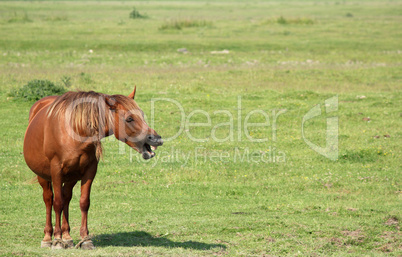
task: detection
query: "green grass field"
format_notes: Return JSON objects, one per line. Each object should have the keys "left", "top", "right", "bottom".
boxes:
{"left": 0, "top": 1, "right": 401, "bottom": 256}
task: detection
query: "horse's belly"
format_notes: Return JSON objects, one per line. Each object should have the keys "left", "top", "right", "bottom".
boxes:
{"left": 61, "top": 152, "right": 96, "bottom": 182}
{"left": 24, "top": 116, "right": 51, "bottom": 180}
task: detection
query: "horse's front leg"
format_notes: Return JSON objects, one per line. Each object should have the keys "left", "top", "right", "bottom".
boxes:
{"left": 76, "top": 163, "right": 97, "bottom": 250}
{"left": 61, "top": 181, "right": 77, "bottom": 248}
{"left": 38, "top": 176, "right": 53, "bottom": 248}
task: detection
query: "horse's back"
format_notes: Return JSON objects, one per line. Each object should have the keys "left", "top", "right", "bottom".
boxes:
{"left": 28, "top": 95, "right": 58, "bottom": 123}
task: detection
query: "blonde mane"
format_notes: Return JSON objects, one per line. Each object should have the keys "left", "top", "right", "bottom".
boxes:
{"left": 47, "top": 91, "right": 113, "bottom": 160}
{"left": 46, "top": 91, "right": 144, "bottom": 160}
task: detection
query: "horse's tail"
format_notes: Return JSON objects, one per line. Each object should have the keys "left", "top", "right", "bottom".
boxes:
{"left": 25, "top": 176, "right": 38, "bottom": 185}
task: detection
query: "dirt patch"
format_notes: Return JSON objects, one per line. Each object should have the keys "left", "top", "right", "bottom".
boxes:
{"left": 376, "top": 232, "right": 402, "bottom": 253}
{"left": 376, "top": 244, "right": 393, "bottom": 252}
{"left": 380, "top": 231, "right": 401, "bottom": 240}
{"left": 342, "top": 229, "right": 363, "bottom": 237}
{"left": 266, "top": 237, "right": 276, "bottom": 243}
{"left": 215, "top": 239, "right": 230, "bottom": 245}
{"left": 377, "top": 230, "right": 402, "bottom": 253}
{"left": 212, "top": 249, "right": 228, "bottom": 256}
{"left": 342, "top": 229, "right": 365, "bottom": 243}
{"left": 330, "top": 237, "right": 344, "bottom": 247}
{"left": 385, "top": 216, "right": 399, "bottom": 228}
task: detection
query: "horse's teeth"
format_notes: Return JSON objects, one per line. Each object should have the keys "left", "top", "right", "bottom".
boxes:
{"left": 151, "top": 146, "right": 156, "bottom": 151}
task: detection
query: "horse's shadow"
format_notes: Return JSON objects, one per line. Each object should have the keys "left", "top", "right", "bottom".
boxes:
{"left": 93, "top": 231, "right": 226, "bottom": 250}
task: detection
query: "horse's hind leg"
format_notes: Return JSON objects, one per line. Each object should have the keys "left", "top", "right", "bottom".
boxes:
{"left": 38, "top": 176, "right": 53, "bottom": 248}
{"left": 61, "top": 181, "right": 77, "bottom": 248}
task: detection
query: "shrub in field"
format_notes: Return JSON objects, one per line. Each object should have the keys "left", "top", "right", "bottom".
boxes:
{"left": 159, "top": 19, "right": 213, "bottom": 30}
{"left": 276, "top": 16, "right": 288, "bottom": 25}
{"left": 339, "top": 148, "right": 384, "bottom": 163}
{"left": 265, "top": 16, "right": 315, "bottom": 25}
{"left": 129, "top": 7, "right": 148, "bottom": 19}
{"left": 43, "top": 15, "right": 68, "bottom": 22}
{"left": 9, "top": 80, "right": 66, "bottom": 101}
{"left": 8, "top": 12, "right": 32, "bottom": 23}
{"left": 60, "top": 75, "right": 72, "bottom": 88}
{"left": 79, "top": 72, "right": 93, "bottom": 84}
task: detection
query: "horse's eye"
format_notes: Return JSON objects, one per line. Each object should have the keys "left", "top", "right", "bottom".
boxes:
{"left": 126, "top": 117, "right": 134, "bottom": 123}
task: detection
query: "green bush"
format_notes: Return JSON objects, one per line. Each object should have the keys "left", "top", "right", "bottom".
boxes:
{"left": 79, "top": 72, "right": 93, "bottom": 84}
{"left": 60, "top": 75, "right": 72, "bottom": 88}
{"left": 8, "top": 12, "right": 32, "bottom": 23}
{"left": 339, "top": 148, "right": 383, "bottom": 163}
{"left": 9, "top": 79, "right": 66, "bottom": 101}
{"left": 129, "top": 7, "right": 148, "bottom": 19}
{"left": 264, "top": 16, "right": 315, "bottom": 25}
{"left": 159, "top": 19, "right": 213, "bottom": 30}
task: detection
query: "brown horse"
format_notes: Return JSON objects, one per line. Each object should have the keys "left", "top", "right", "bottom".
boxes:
{"left": 23, "top": 88, "right": 163, "bottom": 249}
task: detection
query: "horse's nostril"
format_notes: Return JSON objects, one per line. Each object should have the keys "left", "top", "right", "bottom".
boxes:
{"left": 147, "top": 134, "right": 162, "bottom": 144}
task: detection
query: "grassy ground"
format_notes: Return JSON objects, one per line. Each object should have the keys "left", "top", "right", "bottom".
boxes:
{"left": 0, "top": 1, "right": 401, "bottom": 256}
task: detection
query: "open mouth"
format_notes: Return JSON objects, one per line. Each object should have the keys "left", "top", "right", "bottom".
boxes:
{"left": 142, "top": 143, "right": 157, "bottom": 159}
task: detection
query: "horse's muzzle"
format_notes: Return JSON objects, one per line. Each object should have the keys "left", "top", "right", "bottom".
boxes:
{"left": 147, "top": 134, "right": 163, "bottom": 147}
{"left": 142, "top": 134, "right": 163, "bottom": 159}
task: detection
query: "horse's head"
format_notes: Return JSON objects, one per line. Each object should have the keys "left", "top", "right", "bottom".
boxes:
{"left": 106, "top": 87, "right": 163, "bottom": 159}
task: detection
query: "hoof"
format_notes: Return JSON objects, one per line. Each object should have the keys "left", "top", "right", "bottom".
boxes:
{"left": 41, "top": 240, "right": 52, "bottom": 248}
{"left": 51, "top": 238, "right": 68, "bottom": 249}
{"left": 75, "top": 237, "right": 95, "bottom": 250}
{"left": 81, "top": 240, "right": 95, "bottom": 250}
{"left": 63, "top": 239, "right": 74, "bottom": 249}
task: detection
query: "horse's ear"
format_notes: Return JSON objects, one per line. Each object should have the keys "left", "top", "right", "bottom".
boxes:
{"left": 128, "top": 86, "right": 136, "bottom": 100}
{"left": 105, "top": 96, "right": 116, "bottom": 110}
